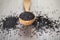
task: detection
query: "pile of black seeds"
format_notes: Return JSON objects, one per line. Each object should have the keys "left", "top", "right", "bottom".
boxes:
{"left": 0, "top": 14, "right": 60, "bottom": 39}
{"left": 0, "top": 14, "right": 60, "bottom": 33}
{"left": 0, "top": 16, "right": 18, "bottom": 30}
{"left": 32, "top": 15, "right": 60, "bottom": 31}
{"left": 19, "top": 12, "right": 35, "bottom": 21}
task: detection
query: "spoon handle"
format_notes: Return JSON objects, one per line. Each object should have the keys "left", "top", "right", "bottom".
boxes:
{"left": 24, "top": 0, "right": 31, "bottom": 12}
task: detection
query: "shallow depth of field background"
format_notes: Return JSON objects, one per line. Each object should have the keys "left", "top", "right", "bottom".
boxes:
{"left": 0, "top": 0, "right": 60, "bottom": 40}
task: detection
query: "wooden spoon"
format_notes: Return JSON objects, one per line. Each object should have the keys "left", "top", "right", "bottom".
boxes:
{"left": 19, "top": 0, "right": 35, "bottom": 26}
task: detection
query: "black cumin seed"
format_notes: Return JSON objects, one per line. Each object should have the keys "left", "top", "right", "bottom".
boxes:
{"left": 56, "top": 31, "right": 60, "bottom": 33}
{"left": 2, "top": 16, "right": 18, "bottom": 30}
{"left": 19, "top": 12, "right": 35, "bottom": 21}
{"left": 32, "top": 15, "right": 60, "bottom": 31}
